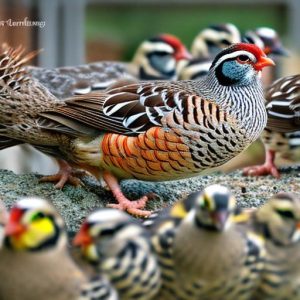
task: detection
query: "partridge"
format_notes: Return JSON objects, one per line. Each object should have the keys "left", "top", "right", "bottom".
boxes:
{"left": 246, "top": 193, "right": 300, "bottom": 300}
{"left": 73, "top": 209, "right": 161, "bottom": 300}
{"left": 243, "top": 74, "right": 300, "bottom": 178}
{"left": 28, "top": 34, "right": 191, "bottom": 99}
{"left": 243, "top": 27, "right": 289, "bottom": 57}
{"left": 191, "top": 23, "right": 241, "bottom": 59}
{"left": 149, "top": 185, "right": 265, "bottom": 300}
{"left": 0, "top": 197, "right": 118, "bottom": 300}
{"left": 0, "top": 43, "right": 274, "bottom": 216}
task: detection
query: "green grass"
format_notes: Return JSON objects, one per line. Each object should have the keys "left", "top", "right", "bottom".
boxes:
{"left": 85, "top": 3, "right": 287, "bottom": 60}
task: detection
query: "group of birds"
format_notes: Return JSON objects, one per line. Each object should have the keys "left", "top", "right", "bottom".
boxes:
{"left": 0, "top": 22, "right": 294, "bottom": 216}
{"left": 0, "top": 185, "right": 299, "bottom": 299}
{"left": 0, "top": 20, "right": 299, "bottom": 299}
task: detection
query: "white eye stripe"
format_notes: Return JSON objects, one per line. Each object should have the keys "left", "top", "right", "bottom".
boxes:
{"left": 214, "top": 50, "right": 256, "bottom": 68}
{"left": 141, "top": 41, "right": 174, "bottom": 54}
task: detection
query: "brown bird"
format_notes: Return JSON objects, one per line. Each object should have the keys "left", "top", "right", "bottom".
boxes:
{"left": 0, "top": 44, "right": 274, "bottom": 216}
{"left": 0, "top": 197, "right": 118, "bottom": 300}
{"left": 243, "top": 74, "right": 300, "bottom": 178}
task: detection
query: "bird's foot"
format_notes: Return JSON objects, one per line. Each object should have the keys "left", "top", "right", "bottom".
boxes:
{"left": 242, "top": 162, "right": 280, "bottom": 178}
{"left": 39, "top": 160, "right": 86, "bottom": 189}
{"left": 103, "top": 171, "right": 153, "bottom": 218}
{"left": 242, "top": 150, "right": 279, "bottom": 178}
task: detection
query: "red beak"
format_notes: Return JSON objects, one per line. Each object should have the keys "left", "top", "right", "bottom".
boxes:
{"left": 175, "top": 46, "right": 192, "bottom": 61}
{"left": 254, "top": 56, "right": 275, "bottom": 71}
{"left": 73, "top": 226, "right": 92, "bottom": 247}
{"left": 5, "top": 221, "right": 26, "bottom": 237}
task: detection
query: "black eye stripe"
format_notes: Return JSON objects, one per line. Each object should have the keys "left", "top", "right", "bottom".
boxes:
{"left": 276, "top": 209, "right": 295, "bottom": 219}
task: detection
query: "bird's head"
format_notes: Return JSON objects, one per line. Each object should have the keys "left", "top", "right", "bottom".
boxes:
{"left": 192, "top": 184, "right": 237, "bottom": 231}
{"left": 73, "top": 209, "right": 143, "bottom": 264}
{"left": 191, "top": 23, "right": 241, "bottom": 58}
{"left": 209, "top": 43, "right": 275, "bottom": 87}
{"left": 5, "top": 197, "right": 65, "bottom": 251}
{"left": 132, "top": 33, "right": 191, "bottom": 79}
{"left": 255, "top": 193, "right": 300, "bottom": 246}
{"left": 255, "top": 27, "right": 289, "bottom": 56}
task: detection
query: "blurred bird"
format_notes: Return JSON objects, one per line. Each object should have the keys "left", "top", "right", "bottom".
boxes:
{"left": 243, "top": 74, "right": 300, "bottom": 178}
{"left": 149, "top": 185, "right": 265, "bottom": 300}
{"left": 73, "top": 209, "right": 161, "bottom": 300}
{"left": 0, "top": 43, "right": 273, "bottom": 216}
{"left": 179, "top": 26, "right": 287, "bottom": 81}
{"left": 28, "top": 34, "right": 191, "bottom": 99}
{"left": 245, "top": 192, "right": 300, "bottom": 300}
{"left": 0, "top": 197, "right": 118, "bottom": 300}
{"left": 191, "top": 23, "right": 241, "bottom": 59}
{"left": 243, "top": 27, "right": 289, "bottom": 57}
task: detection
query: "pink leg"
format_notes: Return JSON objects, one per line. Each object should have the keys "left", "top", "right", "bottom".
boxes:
{"left": 103, "top": 171, "right": 151, "bottom": 217}
{"left": 39, "top": 159, "right": 86, "bottom": 189}
{"left": 243, "top": 150, "right": 280, "bottom": 178}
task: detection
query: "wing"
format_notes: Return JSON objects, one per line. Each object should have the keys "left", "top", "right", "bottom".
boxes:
{"left": 38, "top": 80, "right": 218, "bottom": 137}
{"left": 26, "top": 61, "right": 134, "bottom": 99}
{"left": 266, "top": 75, "right": 300, "bottom": 132}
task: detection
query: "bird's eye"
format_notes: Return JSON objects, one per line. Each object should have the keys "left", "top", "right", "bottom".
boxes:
{"left": 31, "top": 212, "right": 45, "bottom": 222}
{"left": 154, "top": 51, "right": 170, "bottom": 57}
{"left": 276, "top": 209, "right": 294, "bottom": 219}
{"left": 237, "top": 55, "right": 250, "bottom": 63}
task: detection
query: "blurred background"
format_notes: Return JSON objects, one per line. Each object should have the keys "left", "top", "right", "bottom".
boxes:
{"left": 0, "top": 0, "right": 299, "bottom": 175}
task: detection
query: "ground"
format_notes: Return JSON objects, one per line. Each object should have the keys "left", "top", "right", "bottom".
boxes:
{"left": 0, "top": 167, "right": 299, "bottom": 234}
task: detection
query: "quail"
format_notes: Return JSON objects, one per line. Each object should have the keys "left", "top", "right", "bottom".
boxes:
{"left": 191, "top": 23, "right": 241, "bottom": 59}
{"left": 0, "top": 197, "right": 118, "bottom": 300}
{"left": 73, "top": 209, "right": 161, "bottom": 300}
{"left": 246, "top": 192, "right": 300, "bottom": 300}
{"left": 243, "top": 74, "right": 300, "bottom": 178}
{"left": 28, "top": 34, "right": 191, "bottom": 99}
{"left": 149, "top": 185, "right": 265, "bottom": 300}
{"left": 0, "top": 43, "right": 274, "bottom": 216}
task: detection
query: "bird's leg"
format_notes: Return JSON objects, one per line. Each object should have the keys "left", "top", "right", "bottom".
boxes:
{"left": 103, "top": 171, "right": 152, "bottom": 217}
{"left": 39, "top": 159, "right": 86, "bottom": 189}
{"left": 242, "top": 150, "right": 280, "bottom": 178}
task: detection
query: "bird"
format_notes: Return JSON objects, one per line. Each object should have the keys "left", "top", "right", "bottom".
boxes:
{"left": 191, "top": 23, "right": 241, "bottom": 59}
{"left": 243, "top": 27, "right": 289, "bottom": 57}
{"left": 73, "top": 208, "right": 161, "bottom": 300}
{"left": 0, "top": 197, "right": 118, "bottom": 300}
{"left": 179, "top": 26, "right": 287, "bottom": 81}
{"left": 0, "top": 43, "right": 274, "bottom": 216}
{"left": 27, "top": 34, "right": 191, "bottom": 99}
{"left": 149, "top": 184, "right": 265, "bottom": 300}
{"left": 243, "top": 192, "right": 300, "bottom": 300}
{"left": 243, "top": 74, "right": 300, "bottom": 178}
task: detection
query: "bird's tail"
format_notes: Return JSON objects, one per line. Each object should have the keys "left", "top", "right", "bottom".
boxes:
{"left": 0, "top": 44, "right": 40, "bottom": 92}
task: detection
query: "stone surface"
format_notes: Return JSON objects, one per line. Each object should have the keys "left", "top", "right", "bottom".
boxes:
{"left": 0, "top": 167, "right": 300, "bottom": 234}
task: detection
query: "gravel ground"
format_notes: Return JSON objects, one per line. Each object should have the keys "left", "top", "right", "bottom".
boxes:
{"left": 0, "top": 166, "right": 300, "bottom": 234}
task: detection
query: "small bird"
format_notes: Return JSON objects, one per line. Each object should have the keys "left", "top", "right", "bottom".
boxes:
{"left": 149, "top": 185, "right": 265, "bottom": 300}
{"left": 0, "top": 197, "right": 118, "bottom": 300}
{"left": 191, "top": 23, "right": 241, "bottom": 59}
{"left": 246, "top": 192, "right": 300, "bottom": 300}
{"left": 243, "top": 74, "right": 300, "bottom": 178}
{"left": 73, "top": 209, "right": 161, "bottom": 300}
{"left": 243, "top": 27, "right": 289, "bottom": 57}
{"left": 28, "top": 34, "right": 191, "bottom": 99}
{"left": 0, "top": 43, "right": 274, "bottom": 216}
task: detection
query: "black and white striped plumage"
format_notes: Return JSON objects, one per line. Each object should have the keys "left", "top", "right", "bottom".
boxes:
{"left": 73, "top": 209, "right": 161, "bottom": 300}
{"left": 150, "top": 185, "right": 265, "bottom": 300}
{"left": 27, "top": 34, "right": 191, "bottom": 99}
{"left": 249, "top": 193, "right": 300, "bottom": 300}
{"left": 243, "top": 75, "right": 300, "bottom": 178}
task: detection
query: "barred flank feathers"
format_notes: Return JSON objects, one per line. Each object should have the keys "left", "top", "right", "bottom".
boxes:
{"left": 0, "top": 44, "right": 40, "bottom": 91}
